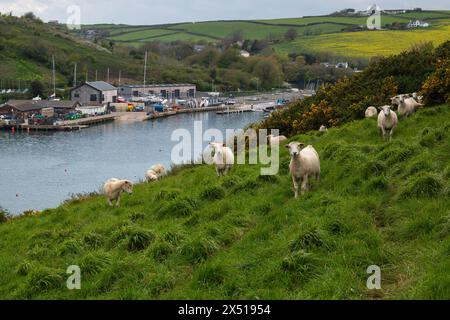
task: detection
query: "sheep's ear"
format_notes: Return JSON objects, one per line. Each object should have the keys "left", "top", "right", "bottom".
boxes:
{"left": 222, "top": 143, "right": 226, "bottom": 147}
{"left": 285, "top": 144, "right": 290, "bottom": 149}
{"left": 299, "top": 143, "right": 306, "bottom": 149}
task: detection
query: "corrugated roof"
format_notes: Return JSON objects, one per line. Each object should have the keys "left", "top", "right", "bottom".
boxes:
{"left": 86, "top": 81, "right": 117, "bottom": 91}
{"left": 0, "top": 100, "right": 80, "bottom": 112}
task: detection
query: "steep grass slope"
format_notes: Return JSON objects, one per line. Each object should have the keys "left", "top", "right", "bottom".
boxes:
{"left": 0, "top": 105, "right": 449, "bottom": 299}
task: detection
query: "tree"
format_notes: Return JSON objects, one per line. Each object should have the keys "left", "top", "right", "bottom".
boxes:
{"left": 253, "top": 57, "right": 283, "bottom": 90}
{"left": 30, "top": 79, "right": 45, "bottom": 98}
{"left": 284, "top": 28, "right": 298, "bottom": 41}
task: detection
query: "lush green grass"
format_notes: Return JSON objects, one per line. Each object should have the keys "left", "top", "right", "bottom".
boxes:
{"left": 274, "top": 25, "right": 450, "bottom": 57}
{"left": 1, "top": 105, "right": 449, "bottom": 299}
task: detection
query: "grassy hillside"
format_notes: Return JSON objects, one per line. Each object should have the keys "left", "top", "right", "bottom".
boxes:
{"left": 1, "top": 105, "right": 449, "bottom": 299}
{"left": 0, "top": 15, "right": 144, "bottom": 86}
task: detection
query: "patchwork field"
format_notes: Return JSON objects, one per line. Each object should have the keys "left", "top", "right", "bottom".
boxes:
{"left": 90, "top": 10, "right": 450, "bottom": 59}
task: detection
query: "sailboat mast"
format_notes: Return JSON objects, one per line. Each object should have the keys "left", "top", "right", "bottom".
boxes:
{"left": 143, "top": 51, "right": 148, "bottom": 93}
{"left": 73, "top": 63, "right": 77, "bottom": 87}
{"left": 52, "top": 55, "right": 56, "bottom": 98}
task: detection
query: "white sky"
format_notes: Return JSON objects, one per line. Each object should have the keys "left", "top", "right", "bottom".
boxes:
{"left": 0, "top": 0, "right": 448, "bottom": 25}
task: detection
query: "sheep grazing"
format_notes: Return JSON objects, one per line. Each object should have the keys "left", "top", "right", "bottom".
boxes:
{"left": 365, "top": 106, "right": 378, "bottom": 118}
{"left": 391, "top": 95, "right": 423, "bottom": 117}
{"left": 285, "top": 142, "right": 321, "bottom": 199}
{"left": 145, "top": 164, "right": 167, "bottom": 182}
{"left": 377, "top": 105, "right": 398, "bottom": 142}
{"left": 103, "top": 178, "right": 133, "bottom": 207}
{"left": 319, "top": 125, "right": 328, "bottom": 132}
{"left": 145, "top": 170, "right": 159, "bottom": 182}
{"left": 267, "top": 134, "right": 288, "bottom": 145}
{"left": 210, "top": 142, "right": 234, "bottom": 176}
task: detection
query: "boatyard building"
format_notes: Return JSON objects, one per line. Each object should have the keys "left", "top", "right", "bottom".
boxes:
{"left": 70, "top": 81, "right": 118, "bottom": 105}
{"left": 119, "top": 84, "right": 196, "bottom": 99}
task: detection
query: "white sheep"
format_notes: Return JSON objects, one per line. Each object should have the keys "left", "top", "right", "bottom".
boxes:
{"left": 210, "top": 142, "right": 234, "bottom": 176}
{"left": 103, "top": 178, "right": 133, "bottom": 207}
{"left": 145, "top": 170, "right": 159, "bottom": 182}
{"left": 377, "top": 105, "right": 398, "bottom": 141}
{"left": 319, "top": 125, "right": 328, "bottom": 132}
{"left": 391, "top": 95, "right": 423, "bottom": 117}
{"left": 145, "top": 164, "right": 167, "bottom": 182}
{"left": 365, "top": 106, "right": 378, "bottom": 118}
{"left": 285, "top": 142, "right": 321, "bottom": 199}
{"left": 267, "top": 134, "right": 288, "bottom": 145}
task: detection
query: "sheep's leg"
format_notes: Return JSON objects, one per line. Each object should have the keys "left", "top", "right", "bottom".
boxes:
{"left": 115, "top": 196, "right": 121, "bottom": 208}
{"left": 301, "top": 175, "right": 309, "bottom": 194}
{"left": 216, "top": 167, "right": 221, "bottom": 177}
{"left": 292, "top": 176, "right": 299, "bottom": 199}
{"left": 316, "top": 172, "right": 320, "bottom": 182}
{"left": 389, "top": 128, "right": 394, "bottom": 142}
{"left": 107, "top": 198, "right": 113, "bottom": 207}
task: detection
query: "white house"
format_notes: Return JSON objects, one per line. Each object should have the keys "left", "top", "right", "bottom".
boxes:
{"left": 407, "top": 20, "right": 430, "bottom": 28}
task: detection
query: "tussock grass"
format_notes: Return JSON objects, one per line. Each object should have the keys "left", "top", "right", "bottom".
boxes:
{"left": 0, "top": 105, "right": 449, "bottom": 299}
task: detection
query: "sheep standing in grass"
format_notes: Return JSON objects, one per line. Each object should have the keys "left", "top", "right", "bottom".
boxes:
{"left": 365, "top": 106, "right": 378, "bottom": 118}
{"left": 319, "top": 125, "right": 328, "bottom": 132}
{"left": 391, "top": 95, "right": 423, "bottom": 117}
{"left": 145, "top": 164, "right": 167, "bottom": 182}
{"left": 285, "top": 142, "right": 321, "bottom": 199}
{"left": 210, "top": 142, "right": 234, "bottom": 177}
{"left": 377, "top": 105, "right": 398, "bottom": 142}
{"left": 267, "top": 134, "right": 287, "bottom": 145}
{"left": 103, "top": 179, "right": 133, "bottom": 207}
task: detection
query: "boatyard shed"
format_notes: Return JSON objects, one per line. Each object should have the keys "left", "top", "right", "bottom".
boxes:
{"left": 0, "top": 100, "right": 81, "bottom": 120}
{"left": 70, "top": 81, "right": 118, "bottom": 105}
{"left": 119, "top": 84, "right": 196, "bottom": 99}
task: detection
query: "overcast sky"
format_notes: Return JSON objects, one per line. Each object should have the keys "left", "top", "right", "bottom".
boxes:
{"left": 0, "top": 0, "right": 448, "bottom": 25}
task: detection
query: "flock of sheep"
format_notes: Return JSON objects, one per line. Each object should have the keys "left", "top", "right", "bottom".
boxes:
{"left": 102, "top": 92, "right": 425, "bottom": 205}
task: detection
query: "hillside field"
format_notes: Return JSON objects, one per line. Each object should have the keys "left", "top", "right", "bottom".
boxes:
{"left": 0, "top": 105, "right": 449, "bottom": 299}
{"left": 93, "top": 11, "right": 450, "bottom": 58}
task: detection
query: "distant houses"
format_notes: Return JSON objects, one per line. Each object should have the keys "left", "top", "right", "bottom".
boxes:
{"left": 70, "top": 81, "right": 118, "bottom": 105}
{"left": 407, "top": 20, "right": 431, "bottom": 28}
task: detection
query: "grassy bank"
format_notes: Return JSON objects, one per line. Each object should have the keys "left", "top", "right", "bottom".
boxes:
{"left": 0, "top": 105, "right": 449, "bottom": 299}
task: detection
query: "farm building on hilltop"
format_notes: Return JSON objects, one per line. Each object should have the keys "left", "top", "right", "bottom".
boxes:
{"left": 70, "top": 81, "right": 118, "bottom": 105}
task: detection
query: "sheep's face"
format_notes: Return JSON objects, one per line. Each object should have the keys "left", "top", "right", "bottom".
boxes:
{"left": 209, "top": 142, "right": 225, "bottom": 155}
{"left": 122, "top": 181, "right": 133, "bottom": 194}
{"left": 285, "top": 142, "right": 305, "bottom": 158}
{"left": 379, "top": 105, "right": 392, "bottom": 117}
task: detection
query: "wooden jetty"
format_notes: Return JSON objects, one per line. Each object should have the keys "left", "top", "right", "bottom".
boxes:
{"left": 1, "top": 114, "right": 116, "bottom": 132}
